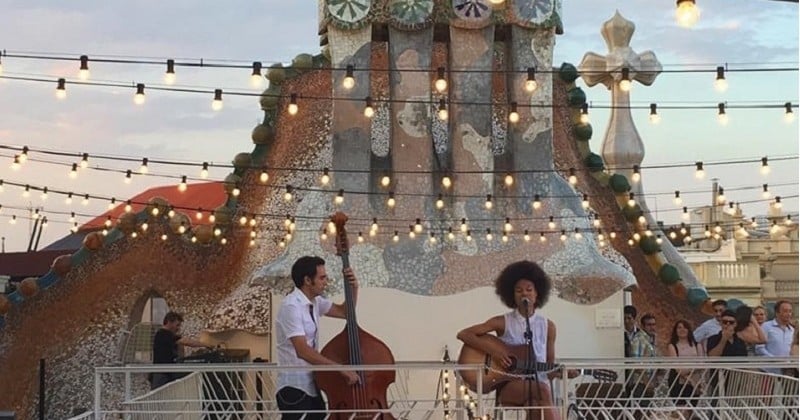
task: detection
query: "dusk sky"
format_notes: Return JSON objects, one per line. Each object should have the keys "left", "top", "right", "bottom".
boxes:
{"left": 0, "top": 0, "right": 797, "bottom": 252}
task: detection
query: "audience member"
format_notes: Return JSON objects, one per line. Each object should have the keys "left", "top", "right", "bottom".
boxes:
{"left": 694, "top": 299, "right": 727, "bottom": 349}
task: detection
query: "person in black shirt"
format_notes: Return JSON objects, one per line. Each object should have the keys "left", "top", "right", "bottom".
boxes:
{"left": 151, "top": 311, "right": 211, "bottom": 389}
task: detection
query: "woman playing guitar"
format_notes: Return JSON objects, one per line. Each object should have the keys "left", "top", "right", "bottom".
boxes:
{"left": 456, "top": 260, "right": 561, "bottom": 420}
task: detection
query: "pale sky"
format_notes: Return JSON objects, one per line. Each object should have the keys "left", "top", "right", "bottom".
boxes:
{"left": 0, "top": 0, "right": 797, "bottom": 252}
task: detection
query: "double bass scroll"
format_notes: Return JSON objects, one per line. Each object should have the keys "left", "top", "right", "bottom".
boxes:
{"left": 314, "top": 212, "right": 397, "bottom": 420}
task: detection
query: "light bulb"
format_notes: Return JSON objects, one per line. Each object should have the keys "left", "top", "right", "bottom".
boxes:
{"left": 649, "top": 103, "right": 661, "bottom": 124}
{"left": 178, "top": 176, "right": 188, "bottom": 192}
{"left": 713, "top": 66, "right": 728, "bottom": 92}
{"left": 288, "top": 93, "right": 298, "bottom": 115}
{"left": 56, "top": 78, "right": 67, "bottom": 99}
{"left": 674, "top": 191, "right": 683, "bottom": 205}
{"left": 675, "top": 0, "right": 700, "bottom": 28}
{"left": 260, "top": 170, "right": 269, "bottom": 183}
{"left": 164, "top": 59, "right": 176, "bottom": 85}
{"left": 380, "top": 174, "right": 391, "bottom": 187}
{"left": 695, "top": 162, "right": 705, "bottom": 179}
{"left": 525, "top": 67, "right": 538, "bottom": 92}
{"left": 133, "top": 83, "right": 146, "bottom": 105}
{"left": 434, "top": 67, "right": 447, "bottom": 93}
{"left": 784, "top": 102, "right": 795, "bottom": 124}
{"left": 618, "top": 68, "right": 631, "bottom": 92}
{"left": 508, "top": 102, "right": 519, "bottom": 123}
{"left": 200, "top": 162, "right": 209, "bottom": 179}
{"left": 212, "top": 89, "right": 223, "bottom": 111}
{"left": 343, "top": 65, "right": 355, "bottom": 89}
{"left": 760, "top": 157, "right": 770, "bottom": 175}
{"left": 442, "top": 175, "right": 452, "bottom": 189}
{"left": 484, "top": 194, "right": 493, "bottom": 210}
{"left": 250, "top": 61, "right": 264, "bottom": 87}
{"left": 320, "top": 168, "right": 331, "bottom": 186}
{"left": 717, "top": 103, "right": 728, "bottom": 125}
{"left": 532, "top": 195, "right": 542, "bottom": 210}
{"left": 334, "top": 189, "right": 344, "bottom": 205}
{"left": 437, "top": 99, "right": 448, "bottom": 121}
{"left": 436, "top": 194, "right": 444, "bottom": 210}
{"left": 387, "top": 192, "right": 396, "bottom": 208}
{"left": 78, "top": 55, "right": 90, "bottom": 80}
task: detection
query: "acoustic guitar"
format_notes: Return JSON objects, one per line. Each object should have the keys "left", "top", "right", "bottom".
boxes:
{"left": 458, "top": 336, "right": 618, "bottom": 393}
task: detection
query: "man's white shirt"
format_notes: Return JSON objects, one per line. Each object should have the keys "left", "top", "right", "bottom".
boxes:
{"left": 275, "top": 288, "right": 333, "bottom": 396}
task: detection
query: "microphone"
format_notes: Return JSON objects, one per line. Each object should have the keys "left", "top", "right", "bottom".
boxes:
{"left": 521, "top": 297, "right": 531, "bottom": 309}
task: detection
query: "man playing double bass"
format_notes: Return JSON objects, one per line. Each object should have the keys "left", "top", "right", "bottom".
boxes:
{"left": 275, "top": 255, "right": 361, "bottom": 419}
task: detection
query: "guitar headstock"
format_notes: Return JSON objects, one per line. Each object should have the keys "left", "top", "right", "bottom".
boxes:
{"left": 331, "top": 211, "right": 349, "bottom": 256}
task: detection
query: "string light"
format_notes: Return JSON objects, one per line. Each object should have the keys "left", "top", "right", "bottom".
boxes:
{"left": 364, "top": 96, "right": 374, "bottom": 118}
{"left": 212, "top": 89, "right": 223, "bottom": 111}
{"left": 124, "top": 170, "right": 132, "bottom": 184}
{"left": 675, "top": 0, "right": 700, "bottom": 28}
{"left": 283, "top": 185, "right": 293, "bottom": 202}
{"left": 568, "top": 168, "right": 577, "bottom": 185}
{"left": 164, "top": 59, "right": 176, "bottom": 84}
{"left": 250, "top": 61, "right": 263, "bottom": 87}
{"left": 582, "top": 194, "right": 590, "bottom": 209}
{"left": 18, "top": 146, "right": 28, "bottom": 164}
{"left": 716, "top": 186, "right": 726, "bottom": 204}
{"left": 560, "top": 230, "right": 567, "bottom": 242}
{"left": 484, "top": 194, "right": 493, "bottom": 210}
{"left": 649, "top": 103, "right": 661, "bottom": 124}
{"left": 619, "top": 67, "right": 632, "bottom": 92}
{"left": 288, "top": 93, "right": 298, "bottom": 115}
{"left": 485, "top": 228, "right": 493, "bottom": 241}
{"left": 343, "top": 65, "right": 355, "bottom": 89}
{"left": 628, "top": 193, "right": 636, "bottom": 207}
{"left": 785, "top": 102, "right": 795, "bottom": 123}
{"left": 441, "top": 174, "right": 452, "bottom": 189}
{"left": 714, "top": 66, "right": 728, "bottom": 92}
{"left": 532, "top": 195, "right": 542, "bottom": 210}
{"left": 54, "top": 77, "right": 68, "bottom": 100}
{"left": 22, "top": 185, "right": 30, "bottom": 198}
{"left": 393, "top": 231, "right": 399, "bottom": 242}
{"left": 717, "top": 102, "right": 728, "bottom": 125}
{"left": 358, "top": 232, "right": 365, "bottom": 243}
{"left": 79, "top": 153, "right": 89, "bottom": 169}
{"left": 434, "top": 67, "right": 447, "bottom": 93}
{"left": 504, "top": 217, "right": 513, "bottom": 232}
{"left": 508, "top": 102, "right": 520, "bottom": 123}
{"left": 525, "top": 67, "right": 538, "bottom": 92}
{"left": 414, "top": 218, "right": 423, "bottom": 234}
{"left": 760, "top": 157, "right": 770, "bottom": 176}
{"left": 695, "top": 162, "right": 705, "bottom": 179}
{"left": 580, "top": 103, "right": 590, "bottom": 124}
{"left": 437, "top": 99, "right": 448, "bottom": 121}
{"left": 574, "top": 228, "right": 583, "bottom": 240}
{"left": 139, "top": 158, "right": 149, "bottom": 174}
{"left": 260, "top": 168, "right": 269, "bottom": 183}
{"left": 78, "top": 55, "right": 90, "bottom": 80}
{"left": 447, "top": 227, "right": 455, "bottom": 241}
{"left": 523, "top": 230, "right": 531, "bottom": 242}
{"left": 387, "top": 191, "right": 396, "bottom": 208}
{"left": 460, "top": 218, "right": 468, "bottom": 233}
{"left": 504, "top": 173, "right": 514, "bottom": 187}
{"left": 762, "top": 184, "right": 771, "bottom": 198}
{"left": 82, "top": 194, "right": 89, "bottom": 206}
{"left": 548, "top": 216, "right": 556, "bottom": 230}
{"left": 682, "top": 206, "right": 690, "bottom": 220}
{"left": 334, "top": 189, "right": 344, "bottom": 205}
{"left": 435, "top": 194, "right": 445, "bottom": 210}
{"left": 178, "top": 176, "right": 188, "bottom": 192}
{"left": 133, "top": 83, "right": 146, "bottom": 105}
{"left": 320, "top": 167, "right": 331, "bottom": 186}
{"left": 774, "top": 196, "right": 782, "bottom": 208}
{"left": 107, "top": 197, "right": 116, "bottom": 210}
{"left": 200, "top": 162, "right": 209, "bottom": 179}
{"left": 674, "top": 191, "right": 683, "bottom": 205}
{"left": 540, "top": 232, "right": 547, "bottom": 242}
{"left": 11, "top": 155, "right": 21, "bottom": 171}
{"left": 631, "top": 165, "right": 641, "bottom": 183}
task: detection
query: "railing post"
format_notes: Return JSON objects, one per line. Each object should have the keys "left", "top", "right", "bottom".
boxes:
{"left": 560, "top": 365, "right": 568, "bottom": 420}
{"left": 124, "top": 371, "right": 131, "bottom": 401}
{"left": 476, "top": 367, "right": 483, "bottom": 419}
{"left": 94, "top": 369, "right": 101, "bottom": 420}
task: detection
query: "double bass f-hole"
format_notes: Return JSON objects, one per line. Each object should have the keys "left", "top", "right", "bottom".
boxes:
{"left": 314, "top": 212, "right": 397, "bottom": 420}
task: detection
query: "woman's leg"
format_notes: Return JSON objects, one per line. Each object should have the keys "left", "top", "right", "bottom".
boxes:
{"left": 497, "top": 380, "right": 558, "bottom": 420}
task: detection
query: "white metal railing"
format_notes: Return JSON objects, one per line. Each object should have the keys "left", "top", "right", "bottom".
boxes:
{"left": 78, "top": 357, "right": 798, "bottom": 420}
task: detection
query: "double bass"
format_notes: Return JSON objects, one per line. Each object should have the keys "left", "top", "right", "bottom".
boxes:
{"left": 315, "top": 211, "right": 397, "bottom": 419}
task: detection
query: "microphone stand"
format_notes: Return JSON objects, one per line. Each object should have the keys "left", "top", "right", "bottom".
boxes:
{"left": 522, "top": 299, "right": 541, "bottom": 415}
